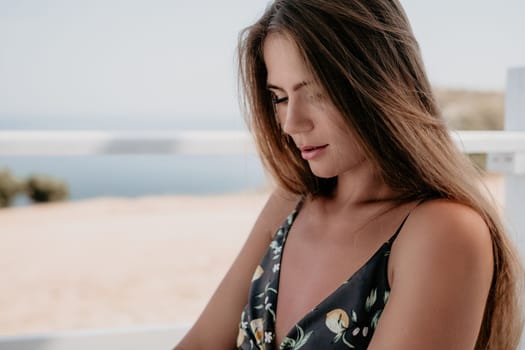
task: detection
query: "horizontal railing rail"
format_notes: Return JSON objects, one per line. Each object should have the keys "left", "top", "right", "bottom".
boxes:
{"left": 1, "top": 129, "right": 525, "bottom": 160}
{"left": 0, "top": 130, "right": 255, "bottom": 156}
{"left": 0, "top": 324, "right": 189, "bottom": 350}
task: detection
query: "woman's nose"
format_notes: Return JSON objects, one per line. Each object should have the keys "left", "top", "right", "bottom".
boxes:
{"left": 280, "top": 99, "right": 313, "bottom": 135}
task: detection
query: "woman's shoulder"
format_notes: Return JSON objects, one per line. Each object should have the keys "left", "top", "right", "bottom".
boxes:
{"left": 368, "top": 198, "right": 495, "bottom": 348}
{"left": 390, "top": 198, "right": 494, "bottom": 287}
{"left": 255, "top": 187, "right": 303, "bottom": 240}
{"left": 405, "top": 198, "right": 492, "bottom": 247}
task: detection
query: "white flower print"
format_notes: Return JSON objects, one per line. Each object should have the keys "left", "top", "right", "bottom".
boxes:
{"left": 264, "top": 331, "right": 274, "bottom": 343}
{"left": 273, "top": 263, "right": 280, "bottom": 273}
{"left": 270, "top": 241, "right": 283, "bottom": 260}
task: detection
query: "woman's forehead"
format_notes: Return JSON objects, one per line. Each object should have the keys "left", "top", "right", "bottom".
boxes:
{"left": 263, "top": 33, "right": 314, "bottom": 90}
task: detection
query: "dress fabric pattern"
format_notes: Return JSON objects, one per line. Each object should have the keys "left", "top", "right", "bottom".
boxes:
{"left": 236, "top": 199, "right": 408, "bottom": 350}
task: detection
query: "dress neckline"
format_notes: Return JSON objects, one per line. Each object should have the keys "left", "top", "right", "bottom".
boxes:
{"left": 271, "top": 199, "right": 409, "bottom": 348}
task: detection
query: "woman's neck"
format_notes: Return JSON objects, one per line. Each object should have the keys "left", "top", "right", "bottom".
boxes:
{"left": 328, "top": 159, "right": 398, "bottom": 209}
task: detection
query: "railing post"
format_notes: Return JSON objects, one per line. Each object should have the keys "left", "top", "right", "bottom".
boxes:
{"left": 504, "top": 67, "right": 525, "bottom": 252}
{"left": 504, "top": 66, "right": 525, "bottom": 350}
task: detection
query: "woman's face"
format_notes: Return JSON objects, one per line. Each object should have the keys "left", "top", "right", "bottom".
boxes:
{"left": 263, "top": 33, "right": 366, "bottom": 179}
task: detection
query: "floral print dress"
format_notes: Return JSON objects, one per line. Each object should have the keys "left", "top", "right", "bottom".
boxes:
{"left": 236, "top": 198, "right": 409, "bottom": 350}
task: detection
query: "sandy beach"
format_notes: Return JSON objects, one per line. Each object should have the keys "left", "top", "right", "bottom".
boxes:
{"left": 0, "top": 191, "right": 271, "bottom": 335}
{"left": 0, "top": 174, "right": 504, "bottom": 336}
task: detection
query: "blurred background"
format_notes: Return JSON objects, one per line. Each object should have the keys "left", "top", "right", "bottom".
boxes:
{"left": 0, "top": 0, "right": 523, "bottom": 339}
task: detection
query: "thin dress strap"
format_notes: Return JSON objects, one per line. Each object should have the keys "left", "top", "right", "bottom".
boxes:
{"left": 387, "top": 199, "right": 426, "bottom": 245}
{"left": 295, "top": 194, "right": 306, "bottom": 211}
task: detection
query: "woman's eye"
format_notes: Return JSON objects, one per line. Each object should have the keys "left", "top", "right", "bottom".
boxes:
{"left": 271, "top": 92, "right": 288, "bottom": 105}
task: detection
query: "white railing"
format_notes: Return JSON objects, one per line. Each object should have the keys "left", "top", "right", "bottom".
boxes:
{"left": 0, "top": 129, "right": 523, "bottom": 156}
{"left": 0, "top": 67, "right": 524, "bottom": 349}
{"left": 0, "top": 130, "right": 255, "bottom": 155}
{"left": 0, "top": 324, "right": 189, "bottom": 350}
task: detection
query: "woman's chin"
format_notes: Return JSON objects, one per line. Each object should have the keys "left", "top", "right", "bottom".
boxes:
{"left": 309, "top": 166, "right": 337, "bottom": 179}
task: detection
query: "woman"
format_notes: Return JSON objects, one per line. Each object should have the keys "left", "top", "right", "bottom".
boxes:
{"left": 175, "top": 0, "right": 524, "bottom": 349}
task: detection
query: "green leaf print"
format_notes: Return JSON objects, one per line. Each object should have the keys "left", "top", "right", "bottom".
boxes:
{"left": 334, "top": 332, "right": 343, "bottom": 342}
{"left": 265, "top": 285, "right": 278, "bottom": 295}
{"left": 371, "top": 309, "right": 382, "bottom": 329}
{"left": 268, "top": 308, "right": 276, "bottom": 321}
{"left": 257, "top": 282, "right": 277, "bottom": 298}
{"left": 351, "top": 310, "right": 357, "bottom": 323}
{"left": 279, "top": 325, "right": 313, "bottom": 350}
{"left": 365, "top": 288, "right": 377, "bottom": 311}
{"left": 341, "top": 334, "right": 356, "bottom": 349}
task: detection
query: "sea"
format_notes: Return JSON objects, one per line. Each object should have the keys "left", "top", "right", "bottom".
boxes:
{"left": 0, "top": 116, "right": 267, "bottom": 206}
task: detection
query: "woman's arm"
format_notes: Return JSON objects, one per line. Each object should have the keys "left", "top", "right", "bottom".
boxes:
{"left": 173, "top": 188, "right": 299, "bottom": 350}
{"left": 368, "top": 199, "right": 494, "bottom": 350}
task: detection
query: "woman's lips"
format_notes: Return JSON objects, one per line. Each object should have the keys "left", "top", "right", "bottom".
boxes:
{"left": 300, "top": 145, "right": 328, "bottom": 160}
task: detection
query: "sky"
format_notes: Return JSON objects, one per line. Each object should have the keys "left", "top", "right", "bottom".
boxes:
{"left": 0, "top": 0, "right": 524, "bottom": 124}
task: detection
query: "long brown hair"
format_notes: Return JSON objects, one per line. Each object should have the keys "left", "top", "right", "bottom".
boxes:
{"left": 238, "top": 0, "right": 524, "bottom": 348}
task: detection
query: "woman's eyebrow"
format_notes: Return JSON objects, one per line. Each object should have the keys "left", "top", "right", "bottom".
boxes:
{"left": 267, "top": 80, "right": 310, "bottom": 92}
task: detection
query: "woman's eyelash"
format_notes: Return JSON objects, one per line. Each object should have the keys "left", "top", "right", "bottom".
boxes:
{"left": 272, "top": 94, "right": 288, "bottom": 105}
